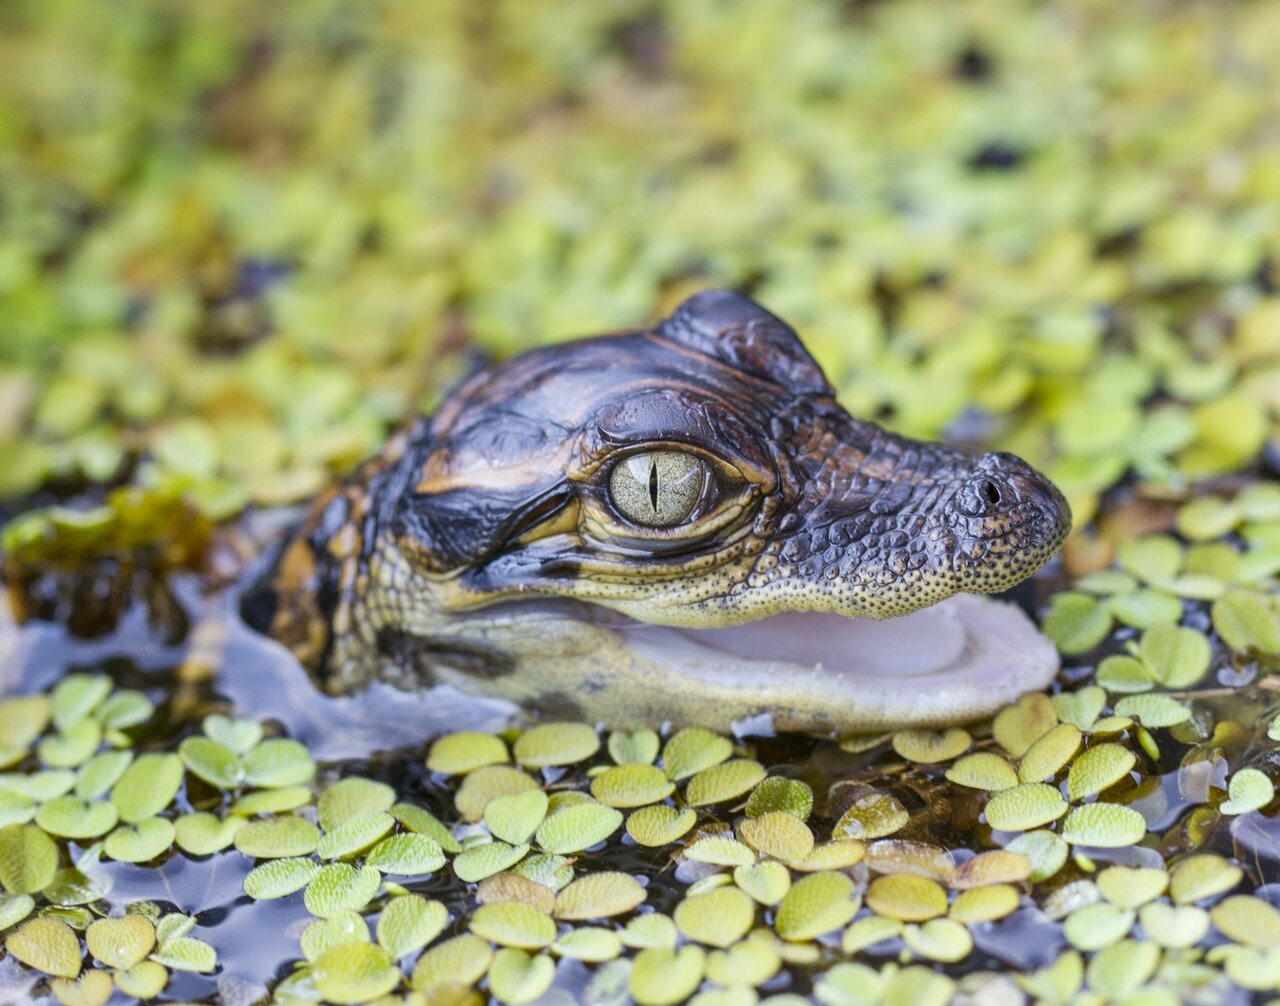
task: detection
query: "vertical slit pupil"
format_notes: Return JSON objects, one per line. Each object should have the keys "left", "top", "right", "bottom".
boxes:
{"left": 648, "top": 459, "right": 660, "bottom": 511}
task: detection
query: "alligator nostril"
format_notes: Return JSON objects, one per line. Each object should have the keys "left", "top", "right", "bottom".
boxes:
{"left": 980, "top": 479, "right": 1002, "bottom": 507}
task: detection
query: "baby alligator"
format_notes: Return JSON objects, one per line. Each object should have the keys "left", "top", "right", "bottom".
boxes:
{"left": 242, "top": 291, "right": 1071, "bottom": 731}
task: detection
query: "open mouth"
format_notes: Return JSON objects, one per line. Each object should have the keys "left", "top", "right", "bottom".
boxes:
{"left": 471, "top": 591, "right": 1062, "bottom": 731}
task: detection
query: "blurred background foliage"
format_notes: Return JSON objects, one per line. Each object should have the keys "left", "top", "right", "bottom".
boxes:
{"left": 2, "top": 0, "right": 1280, "bottom": 535}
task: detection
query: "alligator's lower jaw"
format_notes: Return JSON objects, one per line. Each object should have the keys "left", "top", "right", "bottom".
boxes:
{"left": 423, "top": 593, "right": 1061, "bottom": 734}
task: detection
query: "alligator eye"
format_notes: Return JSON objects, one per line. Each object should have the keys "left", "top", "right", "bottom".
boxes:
{"left": 980, "top": 479, "right": 1002, "bottom": 507}
{"left": 609, "top": 450, "right": 709, "bottom": 527}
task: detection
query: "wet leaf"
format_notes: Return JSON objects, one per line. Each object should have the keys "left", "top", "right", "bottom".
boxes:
{"left": 866, "top": 874, "right": 948, "bottom": 922}
{"left": 0, "top": 696, "right": 51, "bottom": 758}
{"left": 685, "top": 759, "right": 766, "bottom": 806}
{"left": 1220, "top": 767, "right": 1275, "bottom": 815}
{"left": 243, "top": 856, "right": 320, "bottom": 900}
{"left": 242, "top": 738, "right": 315, "bottom": 789}
{"left": 455, "top": 766, "right": 539, "bottom": 823}
{"left": 316, "top": 811, "right": 394, "bottom": 860}
{"left": 892, "top": 728, "right": 970, "bottom": 763}
{"left": 470, "top": 900, "right": 556, "bottom": 949}
{"left": 43, "top": 868, "right": 110, "bottom": 907}
{"left": 1051, "top": 686, "right": 1107, "bottom": 731}
{"left": 621, "top": 913, "right": 678, "bottom": 949}
{"left": 304, "top": 863, "right": 382, "bottom": 918}
{"left": 453, "top": 841, "right": 530, "bottom": 883}
{"left": 950, "top": 850, "right": 1029, "bottom": 888}
{"left": 426, "top": 732, "right": 509, "bottom": 775}
{"left": 112, "top": 960, "right": 168, "bottom": 999}
{"left": 484, "top": 789, "right": 549, "bottom": 844}
{"left": 1211, "top": 894, "right": 1280, "bottom": 948}
{"left": 775, "top": 872, "right": 860, "bottom": 940}
{"left": 311, "top": 941, "right": 400, "bottom": 1004}
{"left": 1213, "top": 590, "right": 1280, "bottom": 653}
{"left": 733, "top": 861, "right": 792, "bottom": 905}
{"left": 411, "top": 933, "right": 492, "bottom": 991}
{"left": 1084, "top": 938, "right": 1158, "bottom": 998}
{"left": 1067, "top": 743, "right": 1137, "bottom": 800}
{"left": 235, "top": 814, "right": 320, "bottom": 859}
{"left": 366, "top": 833, "right": 446, "bottom": 876}
{"left": 174, "top": 812, "right": 246, "bottom": 856}
{"left": 993, "top": 693, "right": 1059, "bottom": 757}
{"left": 1139, "top": 902, "right": 1209, "bottom": 948}
{"left": 6, "top": 917, "right": 81, "bottom": 978}
{"left": 1138, "top": 623, "right": 1211, "bottom": 687}
{"left": 391, "top": 803, "right": 461, "bottom": 853}
{"left": 86, "top": 914, "right": 155, "bottom": 969}
{"left": 513, "top": 722, "right": 600, "bottom": 767}
{"left": 630, "top": 945, "right": 705, "bottom": 1006}
{"left": 1060, "top": 803, "right": 1146, "bottom": 847}
{"left": 739, "top": 810, "right": 815, "bottom": 861}
{"left": 36, "top": 797, "right": 118, "bottom": 839}
{"left": 590, "top": 764, "right": 674, "bottom": 808}
{"left": 674, "top": 886, "right": 755, "bottom": 948}
{"left": 110, "top": 753, "right": 183, "bottom": 823}
{"left": 73, "top": 750, "right": 133, "bottom": 802}
{"left": 1063, "top": 901, "right": 1135, "bottom": 950}
{"left": 178, "top": 736, "right": 243, "bottom": 789}
{"left": 0, "top": 822, "right": 59, "bottom": 894}
{"left": 1019, "top": 724, "right": 1082, "bottom": 783}
{"left": 230, "top": 786, "right": 312, "bottom": 816}
{"left": 552, "top": 926, "right": 621, "bottom": 962}
{"left": 0, "top": 893, "right": 35, "bottom": 930}
{"left": 317, "top": 777, "right": 396, "bottom": 831}
{"left": 51, "top": 674, "right": 111, "bottom": 732}
{"left": 662, "top": 728, "right": 732, "bottom": 780}
{"left": 553, "top": 871, "right": 646, "bottom": 919}
{"left": 1170, "top": 853, "right": 1243, "bottom": 905}
{"left": 684, "top": 835, "right": 756, "bottom": 866}
{"left": 202, "top": 715, "right": 263, "bottom": 754}
{"left": 1097, "top": 866, "right": 1168, "bottom": 909}
{"left": 949, "top": 885, "right": 1020, "bottom": 922}
{"left": 300, "top": 912, "right": 369, "bottom": 963}
{"left": 745, "top": 777, "right": 813, "bottom": 819}
{"left": 488, "top": 947, "right": 555, "bottom": 1005}
{"left": 608, "top": 729, "right": 660, "bottom": 765}
{"left": 1043, "top": 592, "right": 1113, "bottom": 654}
{"left": 38, "top": 721, "right": 102, "bottom": 769}
{"left": 902, "top": 917, "right": 972, "bottom": 962}
{"left": 535, "top": 801, "right": 621, "bottom": 853}
{"left": 984, "top": 783, "right": 1068, "bottom": 831}
{"left": 945, "top": 752, "right": 1018, "bottom": 791}
{"left": 49, "top": 969, "right": 112, "bottom": 1006}
{"left": 103, "top": 817, "right": 175, "bottom": 863}
{"left": 1114, "top": 694, "right": 1191, "bottom": 728}
{"left": 626, "top": 804, "right": 696, "bottom": 846}
{"left": 832, "top": 793, "right": 909, "bottom": 840}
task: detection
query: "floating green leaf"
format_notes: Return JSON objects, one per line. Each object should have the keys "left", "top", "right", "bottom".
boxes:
{"left": 86, "top": 914, "right": 155, "bottom": 969}
{"left": 110, "top": 753, "right": 182, "bottom": 823}
{"left": 426, "top": 732, "right": 509, "bottom": 775}
{"left": 535, "top": 802, "right": 622, "bottom": 854}
{"left": 1067, "top": 743, "right": 1137, "bottom": 800}
{"left": 866, "top": 874, "right": 947, "bottom": 922}
{"left": 775, "top": 871, "right": 860, "bottom": 940}
{"left": 945, "top": 752, "right": 1019, "bottom": 791}
{"left": 104, "top": 817, "right": 175, "bottom": 863}
{"left": 1213, "top": 590, "right": 1280, "bottom": 653}
{"left": 365, "top": 833, "right": 445, "bottom": 876}
{"left": 174, "top": 812, "right": 246, "bottom": 855}
{"left": 630, "top": 945, "right": 706, "bottom": 1006}
{"left": 0, "top": 823, "right": 59, "bottom": 894}
{"left": 745, "top": 777, "right": 813, "bottom": 819}
{"left": 833, "top": 793, "right": 909, "bottom": 840}
{"left": 1019, "top": 724, "right": 1082, "bottom": 783}
{"left": 316, "top": 811, "right": 394, "bottom": 860}
{"left": 6, "top": 916, "right": 81, "bottom": 978}
{"left": 1138, "top": 623, "right": 1211, "bottom": 687}
{"left": 317, "top": 777, "right": 396, "bottom": 831}
{"left": 892, "top": 728, "right": 970, "bottom": 763}
{"left": 242, "top": 738, "right": 315, "bottom": 789}
{"left": 311, "top": 941, "right": 399, "bottom": 1004}
{"left": 304, "top": 863, "right": 382, "bottom": 918}
{"left": 235, "top": 815, "right": 320, "bottom": 859}
{"left": 1060, "top": 803, "right": 1146, "bottom": 848}
{"left": 733, "top": 861, "right": 791, "bottom": 906}
{"left": 178, "top": 736, "right": 243, "bottom": 789}
{"left": 488, "top": 947, "right": 555, "bottom": 1006}
{"left": 590, "top": 764, "right": 674, "bottom": 808}
{"left": 202, "top": 715, "right": 262, "bottom": 754}
{"left": 626, "top": 805, "right": 696, "bottom": 847}
{"left": 36, "top": 797, "right": 118, "bottom": 839}
{"left": 375, "top": 894, "right": 447, "bottom": 958}
{"left": 662, "top": 728, "right": 732, "bottom": 781}
{"left": 485, "top": 789, "right": 549, "bottom": 844}
{"left": 1221, "top": 767, "right": 1275, "bottom": 815}
{"left": 411, "top": 934, "right": 492, "bottom": 991}
{"left": 513, "top": 722, "right": 600, "bottom": 767}
{"left": 553, "top": 871, "right": 646, "bottom": 919}
{"left": 453, "top": 841, "right": 530, "bottom": 883}
{"left": 243, "top": 857, "right": 320, "bottom": 900}
{"left": 390, "top": 803, "right": 460, "bottom": 853}
{"left": 1114, "top": 694, "right": 1191, "bottom": 728}
{"left": 984, "top": 783, "right": 1068, "bottom": 831}
{"left": 675, "top": 886, "right": 755, "bottom": 947}
{"left": 608, "top": 729, "right": 660, "bottom": 766}
{"left": 685, "top": 759, "right": 766, "bottom": 806}
{"left": 51, "top": 674, "right": 112, "bottom": 732}
{"left": 1170, "top": 854, "right": 1243, "bottom": 905}
{"left": 739, "top": 810, "right": 815, "bottom": 861}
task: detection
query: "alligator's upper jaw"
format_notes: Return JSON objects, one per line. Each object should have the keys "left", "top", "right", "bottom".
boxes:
{"left": 427, "top": 592, "right": 1059, "bottom": 733}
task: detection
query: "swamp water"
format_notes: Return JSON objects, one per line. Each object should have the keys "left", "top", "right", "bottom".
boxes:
{"left": 2, "top": 483, "right": 1280, "bottom": 1005}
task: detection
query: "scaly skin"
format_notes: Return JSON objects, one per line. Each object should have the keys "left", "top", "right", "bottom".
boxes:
{"left": 242, "top": 291, "right": 1070, "bottom": 726}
